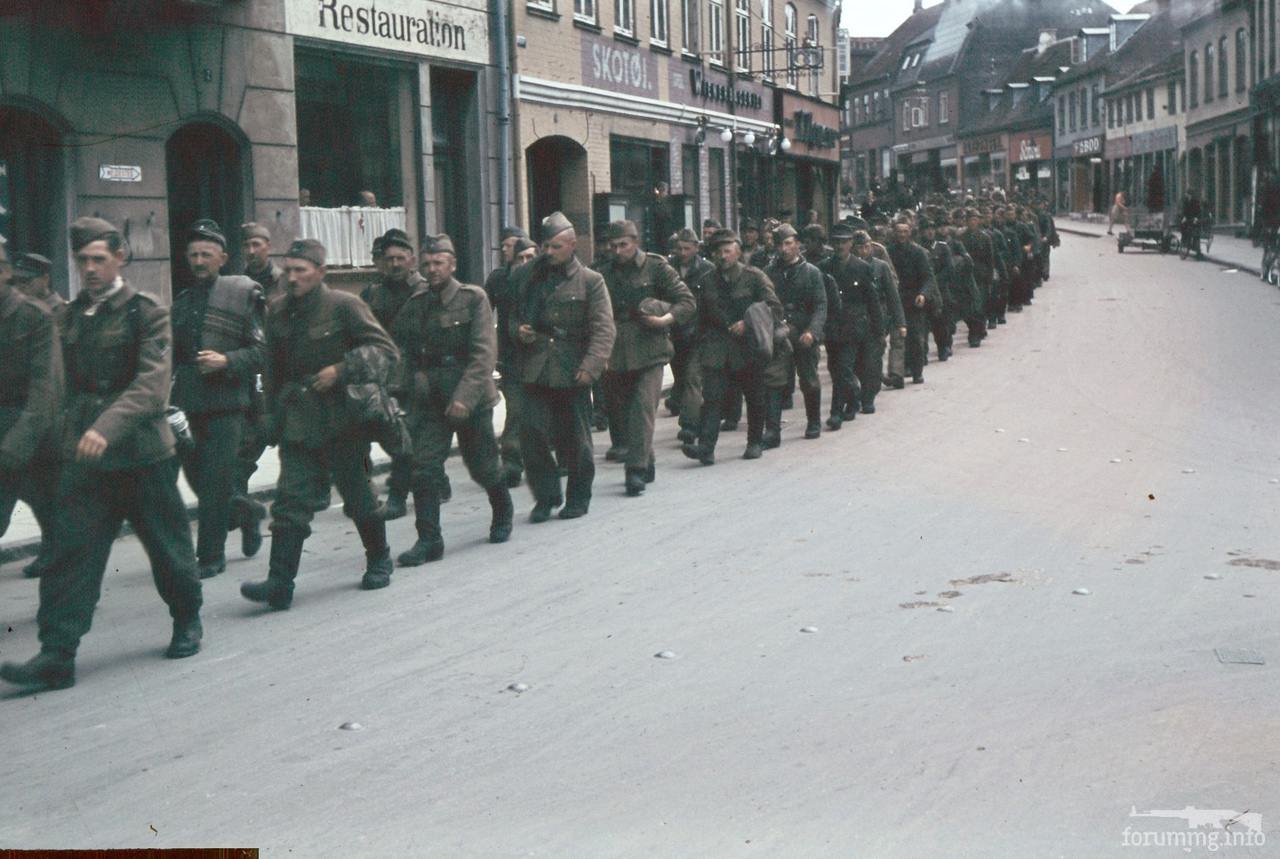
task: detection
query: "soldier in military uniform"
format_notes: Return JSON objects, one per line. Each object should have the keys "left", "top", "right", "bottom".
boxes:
{"left": 392, "top": 234, "right": 514, "bottom": 565}
{"left": 484, "top": 226, "right": 531, "bottom": 488}
{"left": 888, "top": 218, "right": 940, "bottom": 385}
{"left": 598, "top": 221, "right": 695, "bottom": 496}
{"left": 11, "top": 252, "right": 64, "bottom": 314}
{"left": 1035, "top": 198, "right": 1059, "bottom": 282}
{"left": 959, "top": 209, "right": 996, "bottom": 345}
{"left": 511, "top": 213, "right": 616, "bottom": 522}
{"left": 919, "top": 216, "right": 956, "bottom": 362}
{"left": 823, "top": 224, "right": 884, "bottom": 429}
{"left": 361, "top": 228, "right": 427, "bottom": 521}
{"left": 763, "top": 224, "right": 827, "bottom": 444}
{"left": 169, "top": 220, "right": 265, "bottom": 579}
{"left": 2, "top": 217, "right": 204, "bottom": 691}
{"left": 0, "top": 243, "right": 62, "bottom": 581}
{"left": 229, "top": 221, "right": 285, "bottom": 559}
{"left": 681, "top": 228, "right": 782, "bottom": 464}
{"left": 240, "top": 239, "right": 399, "bottom": 610}
{"left": 667, "top": 228, "right": 714, "bottom": 444}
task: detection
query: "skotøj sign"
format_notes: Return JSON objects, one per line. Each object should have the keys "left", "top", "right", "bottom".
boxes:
{"left": 285, "top": 0, "right": 489, "bottom": 63}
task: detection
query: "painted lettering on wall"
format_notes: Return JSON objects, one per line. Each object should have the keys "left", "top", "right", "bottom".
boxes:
{"left": 579, "top": 34, "right": 657, "bottom": 97}
{"left": 285, "top": 0, "right": 488, "bottom": 61}
{"left": 316, "top": 0, "right": 466, "bottom": 50}
{"left": 688, "top": 69, "right": 764, "bottom": 112}
{"left": 792, "top": 110, "right": 838, "bottom": 149}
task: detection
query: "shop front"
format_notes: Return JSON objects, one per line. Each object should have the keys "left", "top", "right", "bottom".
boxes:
{"left": 958, "top": 133, "right": 1007, "bottom": 195}
{"left": 1009, "top": 131, "right": 1053, "bottom": 198}
{"left": 1056, "top": 134, "right": 1105, "bottom": 214}
{"left": 1127, "top": 126, "right": 1178, "bottom": 216}
{"left": 774, "top": 92, "right": 841, "bottom": 225}
{"left": 891, "top": 133, "right": 955, "bottom": 196}
{"left": 285, "top": 0, "right": 497, "bottom": 282}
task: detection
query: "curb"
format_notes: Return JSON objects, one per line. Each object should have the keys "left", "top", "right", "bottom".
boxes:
{"left": 1058, "top": 225, "right": 1262, "bottom": 277}
{"left": 0, "top": 459, "right": 396, "bottom": 567}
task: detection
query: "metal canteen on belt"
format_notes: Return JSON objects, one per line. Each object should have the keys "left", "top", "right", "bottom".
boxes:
{"left": 165, "top": 405, "right": 196, "bottom": 450}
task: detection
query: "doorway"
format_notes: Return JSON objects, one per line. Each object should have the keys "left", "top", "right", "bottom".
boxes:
{"left": 526, "top": 135, "right": 589, "bottom": 241}
{"left": 165, "top": 121, "right": 247, "bottom": 290}
{"left": 0, "top": 106, "right": 65, "bottom": 276}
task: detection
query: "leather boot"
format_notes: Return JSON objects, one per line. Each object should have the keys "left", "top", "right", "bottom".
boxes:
{"left": 803, "top": 388, "right": 822, "bottom": 439}
{"left": 398, "top": 492, "right": 444, "bottom": 566}
{"left": 379, "top": 490, "right": 408, "bottom": 521}
{"left": 762, "top": 390, "right": 783, "bottom": 449}
{"left": 240, "top": 529, "right": 305, "bottom": 610}
{"left": 166, "top": 615, "right": 203, "bottom": 659}
{"left": 356, "top": 518, "right": 393, "bottom": 590}
{"left": 488, "top": 485, "right": 514, "bottom": 543}
{"left": 0, "top": 649, "right": 75, "bottom": 690}
{"left": 624, "top": 468, "right": 646, "bottom": 497}
{"left": 239, "top": 498, "right": 266, "bottom": 558}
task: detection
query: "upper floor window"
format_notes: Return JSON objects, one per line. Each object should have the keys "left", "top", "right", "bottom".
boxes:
{"left": 615, "top": 0, "right": 635, "bottom": 35}
{"left": 1068, "top": 91, "right": 1077, "bottom": 132}
{"left": 1204, "top": 42, "right": 1214, "bottom": 102}
{"left": 784, "top": 3, "right": 798, "bottom": 87}
{"left": 806, "top": 14, "right": 819, "bottom": 96}
{"left": 938, "top": 91, "right": 949, "bottom": 124}
{"left": 651, "top": 0, "right": 668, "bottom": 42}
{"left": 1236, "top": 28, "right": 1247, "bottom": 92}
{"left": 528, "top": 0, "right": 555, "bottom": 13}
{"left": 1167, "top": 79, "right": 1177, "bottom": 114}
{"left": 1188, "top": 50, "right": 1199, "bottom": 108}
{"left": 1091, "top": 83, "right": 1100, "bottom": 125}
{"left": 1218, "top": 35, "right": 1229, "bottom": 97}
{"left": 1058, "top": 95, "right": 1066, "bottom": 133}
{"left": 707, "top": 0, "right": 725, "bottom": 65}
{"left": 1146, "top": 87, "right": 1154, "bottom": 118}
{"left": 574, "top": 0, "right": 596, "bottom": 22}
{"left": 735, "top": 0, "right": 751, "bottom": 70}
{"left": 681, "top": 0, "right": 700, "bottom": 52}
{"left": 761, "top": 0, "right": 774, "bottom": 79}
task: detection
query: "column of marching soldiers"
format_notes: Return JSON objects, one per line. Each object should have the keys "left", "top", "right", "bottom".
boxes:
{"left": 0, "top": 194, "right": 1059, "bottom": 691}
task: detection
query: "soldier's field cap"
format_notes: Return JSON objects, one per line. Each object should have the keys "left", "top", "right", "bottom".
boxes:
{"left": 13, "top": 252, "right": 52, "bottom": 277}
{"left": 187, "top": 218, "right": 227, "bottom": 249}
{"left": 500, "top": 225, "right": 529, "bottom": 241}
{"left": 371, "top": 235, "right": 387, "bottom": 256}
{"left": 702, "top": 218, "right": 722, "bottom": 230}
{"left": 285, "top": 238, "right": 326, "bottom": 267}
{"left": 605, "top": 220, "right": 639, "bottom": 240}
{"left": 673, "top": 228, "right": 700, "bottom": 245}
{"left": 773, "top": 223, "right": 799, "bottom": 242}
{"left": 917, "top": 216, "right": 934, "bottom": 230}
{"left": 513, "top": 236, "right": 536, "bottom": 254}
{"left": 802, "top": 223, "right": 826, "bottom": 241}
{"left": 539, "top": 211, "right": 574, "bottom": 243}
{"left": 847, "top": 216, "right": 870, "bottom": 231}
{"left": 382, "top": 228, "right": 414, "bottom": 253}
{"left": 741, "top": 218, "right": 760, "bottom": 232}
{"left": 852, "top": 230, "right": 872, "bottom": 246}
{"left": 830, "top": 223, "right": 855, "bottom": 241}
{"left": 706, "top": 228, "right": 740, "bottom": 248}
{"left": 241, "top": 222, "right": 272, "bottom": 242}
{"left": 422, "top": 233, "right": 456, "bottom": 256}
{"left": 70, "top": 216, "right": 121, "bottom": 252}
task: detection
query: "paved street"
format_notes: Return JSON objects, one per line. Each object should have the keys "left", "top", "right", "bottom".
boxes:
{"left": 3, "top": 233, "right": 1279, "bottom": 857}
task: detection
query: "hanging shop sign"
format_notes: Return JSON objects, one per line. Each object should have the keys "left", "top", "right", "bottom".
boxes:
{"left": 778, "top": 93, "right": 840, "bottom": 160}
{"left": 1072, "top": 135, "right": 1104, "bottom": 158}
{"left": 285, "top": 0, "right": 489, "bottom": 64}
{"left": 579, "top": 31, "right": 658, "bottom": 97}
{"left": 960, "top": 134, "right": 1004, "bottom": 157}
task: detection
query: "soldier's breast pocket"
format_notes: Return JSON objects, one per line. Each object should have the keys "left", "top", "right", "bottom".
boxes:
{"left": 548, "top": 291, "right": 588, "bottom": 328}
{"left": 307, "top": 322, "right": 345, "bottom": 364}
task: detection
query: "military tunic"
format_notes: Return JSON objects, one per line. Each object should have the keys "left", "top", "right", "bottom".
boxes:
{"left": 670, "top": 254, "right": 715, "bottom": 434}
{"left": 361, "top": 272, "right": 424, "bottom": 500}
{"left": 823, "top": 253, "right": 885, "bottom": 417}
{"left": 599, "top": 251, "right": 695, "bottom": 473}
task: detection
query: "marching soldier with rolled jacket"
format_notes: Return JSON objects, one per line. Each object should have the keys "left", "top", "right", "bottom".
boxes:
{"left": 511, "top": 212, "right": 616, "bottom": 522}
{"left": 170, "top": 219, "right": 265, "bottom": 580}
{"left": 598, "top": 220, "right": 695, "bottom": 496}
{"left": 240, "top": 239, "right": 400, "bottom": 610}
{"left": 392, "top": 234, "right": 514, "bottom": 565}
{"left": 2, "top": 217, "right": 204, "bottom": 691}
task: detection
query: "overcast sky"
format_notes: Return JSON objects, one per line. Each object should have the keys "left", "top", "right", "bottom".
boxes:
{"left": 842, "top": 0, "right": 1146, "bottom": 38}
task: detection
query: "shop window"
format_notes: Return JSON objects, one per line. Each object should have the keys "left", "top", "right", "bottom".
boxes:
{"left": 735, "top": 0, "right": 751, "bottom": 70}
{"left": 431, "top": 67, "right": 480, "bottom": 281}
{"left": 707, "top": 147, "right": 726, "bottom": 226}
{"left": 651, "top": 0, "right": 668, "bottom": 43}
{"left": 707, "top": 0, "right": 725, "bottom": 64}
{"left": 575, "top": 0, "right": 597, "bottom": 23}
{"left": 1236, "top": 28, "right": 1247, "bottom": 91}
{"left": 681, "top": 0, "right": 699, "bottom": 52}
{"left": 296, "top": 51, "right": 405, "bottom": 211}
{"left": 611, "top": 136, "right": 670, "bottom": 196}
{"left": 616, "top": 0, "right": 635, "bottom": 36}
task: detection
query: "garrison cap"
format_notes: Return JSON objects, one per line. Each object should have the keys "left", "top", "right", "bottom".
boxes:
{"left": 830, "top": 223, "right": 855, "bottom": 241}
{"left": 705, "top": 228, "right": 740, "bottom": 248}
{"left": 69, "top": 216, "right": 121, "bottom": 252}
{"left": 421, "top": 233, "right": 456, "bottom": 256}
{"left": 605, "top": 220, "right": 639, "bottom": 240}
{"left": 801, "top": 223, "right": 826, "bottom": 242}
{"left": 846, "top": 216, "right": 870, "bottom": 231}
{"left": 740, "top": 218, "right": 760, "bottom": 233}
{"left": 539, "top": 211, "right": 574, "bottom": 242}
{"left": 241, "top": 222, "right": 272, "bottom": 242}
{"left": 187, "top": 218, "right": 227, "bottom": 249}
{"left": 381, "top": 228, "right": 414, "bottom": 253}
{"left": 673, "top": 228, "right": 700, "bottom": 245}
{"left": 500, "top": 225, "right": 529, "bottom": 241}
{"left": 772, "top": 223, "right": 799, "bottom": 242}
{"left": 285, "top": 238, "right": 326, "bottom": 267}
{"left": 917, "top": 216, "right": 934, "bottom": 230}
{"left": 512, "top": 236, "right": 536, "bottom": 254}
{"left": 702, "top": 218, "right": 722, "bottom": 229}
{"left": 371, "top": 235, "right": 387, "bottom": 256}
{"left": 852, "top": 230, "right": 872, "bottom": 247}
{"left": 13, "top": 252, "right": 52, "bottom": 277}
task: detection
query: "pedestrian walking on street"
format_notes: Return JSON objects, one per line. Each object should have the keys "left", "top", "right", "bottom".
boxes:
{"left": 511, "top": 212, "right": 616, "bottom": 522}
{"left": 2, "top": 217, "right": 205, "bottom": 691}
{"left": 764, "top": 224, "right": 828, "bottom": 444}
{"left": 240, "top": 238, "right": 400, "bottom": 610}
{"left": 392, "top": 234, "right": 514, "bottom": 565}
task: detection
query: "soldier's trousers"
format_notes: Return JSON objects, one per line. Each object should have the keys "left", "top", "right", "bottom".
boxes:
{"left": 272, "top": 437, "right": 381, "bottom": 538}
{"left": 987, "top": 276, "right": 1009, "bottom": 323}
{"left": 930, "top": 306, "right": 953, "bottom": 357}
{"left": 603, "top": 365, "right": 665, "bottom": 471}
{"left": 37, "top": 458, "right": 202, "bottom": 657}
{"left": 0, "top": 460, "right": 59, "bottom": 560}
{"left": 669, "top": 340, "right": 703, "bottom": 432}
{"left": 177, "top": 412, "right": 243, "bottom": 565}
{"left": 904, "top": 306, "right": 930, "bottom": 377}
{"left": 699, "top": 364, "right": 764, "bottom": 449}
{"left": 828, "top": 337, "right": 882, "bottom": 414}
{"left": 521, "top": 384, "right": 595, "bottom": 506}
{"left": 498, "top": 375, "right": 524, "bottom": 471}
{"left": 885, "top": 327, "right": 906, "bottom": 382}
{"left": 408, "top": 404, "right": 503, "bottom": 497}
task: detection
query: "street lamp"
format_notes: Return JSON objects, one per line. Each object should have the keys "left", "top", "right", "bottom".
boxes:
{"left": 743, "top": 131, "right": 756, "bottom": 146}
{"left": 720, "top": 127, "right": 734, "bottom": 143}
{"left": 780, "top": 137, "right": 792, "bottom": 152}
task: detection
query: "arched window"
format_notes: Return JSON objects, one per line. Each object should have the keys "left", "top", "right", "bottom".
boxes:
{"left": 784, "top": 3, "right": 797, "bottom": 88}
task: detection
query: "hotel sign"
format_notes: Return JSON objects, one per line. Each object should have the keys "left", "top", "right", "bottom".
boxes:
{"left": 285, "top": 0, "right": 489, "bottom": 63}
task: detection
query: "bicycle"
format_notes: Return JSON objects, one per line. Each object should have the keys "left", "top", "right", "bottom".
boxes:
{"left": 1178, "top": 212, "right": 1215, "bottom": 260}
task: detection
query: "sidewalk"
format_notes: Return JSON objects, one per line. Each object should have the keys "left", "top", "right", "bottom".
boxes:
{"left": 1, "top": 367, "right": 675, "bottom": 561}
{"left": 1056, "top": 213, "right": 1264, "bottom": 275}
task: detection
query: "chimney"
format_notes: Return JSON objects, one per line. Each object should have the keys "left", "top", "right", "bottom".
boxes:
{"left": 914, "top": 0, "right": 924, "bottom": 12}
